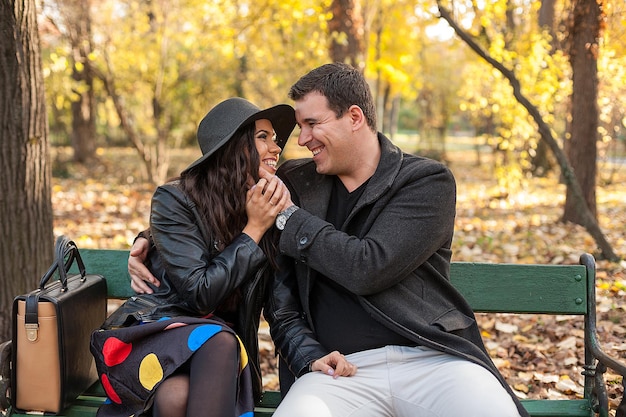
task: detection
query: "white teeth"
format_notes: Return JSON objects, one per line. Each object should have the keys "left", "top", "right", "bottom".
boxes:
{"left": 312, "top": 148, "right": 322, "bottom": 156}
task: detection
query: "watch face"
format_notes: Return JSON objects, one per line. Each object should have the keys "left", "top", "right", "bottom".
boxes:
{"left": 276, "top": 214, "right": 287, "bottom": 230}
{"left": 276, "top": 206, "right": 297, "bottom": 230}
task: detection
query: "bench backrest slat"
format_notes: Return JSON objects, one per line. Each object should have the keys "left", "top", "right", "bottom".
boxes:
{"left": 74, "top": 250, "right": 588, "bottom": 315}
{"left": 74, "top": 249, "right": 135, "bottom": 299}
{"left": 450, "top": 262, "right": 588, "bottom": 314}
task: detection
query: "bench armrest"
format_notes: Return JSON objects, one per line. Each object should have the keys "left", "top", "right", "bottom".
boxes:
{"left": 580, "top": 253, "right": 626, "bottom": 417}
{"left": 581, "top": 253, "right": 626, "bottom": 376}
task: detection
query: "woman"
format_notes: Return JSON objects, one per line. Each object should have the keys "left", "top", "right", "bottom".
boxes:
{"left": 90, "top": 98, "right": 296, "bottom": 417}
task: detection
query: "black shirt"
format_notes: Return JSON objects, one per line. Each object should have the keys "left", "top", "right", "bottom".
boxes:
{"left": 310, "top": 177, "right": 414, "bottom": 354}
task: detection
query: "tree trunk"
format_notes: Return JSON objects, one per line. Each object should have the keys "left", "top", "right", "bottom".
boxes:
{"left": 69, "top": 0, "right": 97, "bottom": 163}
{"left": 531, "top": 0, "right": 558, "bottom": 176}
{"left": 328, "top": 0, "right": 365, "bottom": 70}
{"left": 71, "top": 94, "right": 96, "bottom": 163}
{"left": 539, "top": 0, "right": 557, "bottom": 47}
{"left": 0, "top": 0, "right": 54, "bottom": 341}
{"left": 563, "top": 0, "right": 600, "bottom": 224}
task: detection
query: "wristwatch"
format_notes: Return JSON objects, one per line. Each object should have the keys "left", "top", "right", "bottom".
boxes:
{"left": 276, "top": 205, "right": 299, "bottom": 230}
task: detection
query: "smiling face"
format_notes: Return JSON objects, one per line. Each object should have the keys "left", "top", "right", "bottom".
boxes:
{"left": 254, "top": 119, "right": 282, "bottom": 176}
{"left": 293, "top": 91, "right": 381, "bottom": 192}
{"left": 294, "top": 91, "right": 355, "bottom": 177}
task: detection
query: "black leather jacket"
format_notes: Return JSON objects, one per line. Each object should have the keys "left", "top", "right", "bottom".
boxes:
{"left": 141, "top": 180, "right": 271, "bottom": 401}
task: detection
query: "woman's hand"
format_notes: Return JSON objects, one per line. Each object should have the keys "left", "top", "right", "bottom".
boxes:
{"left": 128, "top": 237, "right": 161, "bottom": 294}
{"left": 310, "top": 351, "right": 358, "bottom": 378}
{"left": 243, "top": 175, "right": 291, "bottom": 243}
{"left": 258, "top": 170, "right": 294, "bottom": 212}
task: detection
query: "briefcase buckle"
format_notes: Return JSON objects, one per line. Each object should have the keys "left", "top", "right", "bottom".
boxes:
{"left": 25, "top": 323, "right": 39, "bottom": 342}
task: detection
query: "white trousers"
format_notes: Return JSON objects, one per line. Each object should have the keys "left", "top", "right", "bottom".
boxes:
{"left": 273, "top": 345, "right": 521, "bottom": 417}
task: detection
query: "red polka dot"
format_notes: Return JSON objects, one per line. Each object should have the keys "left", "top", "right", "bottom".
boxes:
{"left": 102, "top": 337, "right": 132, "bottom": 367}
{"left": 101, "top": 374, "right": 122, "bottom": 404}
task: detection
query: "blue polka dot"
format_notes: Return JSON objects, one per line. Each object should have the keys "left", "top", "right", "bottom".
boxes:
{"left": 187, "top": 324, "right": 222, "bottom": 351}
{"left": 239, "top": 412, "right": 254, "bottom": 417}
{"left": 158, "top": 316, "right": 171, "bottom": 321}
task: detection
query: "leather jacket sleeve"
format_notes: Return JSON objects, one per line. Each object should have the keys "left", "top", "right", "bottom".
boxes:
{"left": 150, "top": 182, "right": 267, "bottom": 315}
{"left": 277, "top": 158, "right": 456, "bottom": 297}
{"left": 265, "top": 253, "right": 329, "bottom": 377}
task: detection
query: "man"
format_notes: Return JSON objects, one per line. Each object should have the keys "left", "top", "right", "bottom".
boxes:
{"left": 130, "top": 63, "right": 527, "bottom": 417}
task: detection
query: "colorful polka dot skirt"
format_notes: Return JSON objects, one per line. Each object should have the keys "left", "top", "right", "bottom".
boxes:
{"left": 90, "top": 316, "right": 253, "bottom": 417}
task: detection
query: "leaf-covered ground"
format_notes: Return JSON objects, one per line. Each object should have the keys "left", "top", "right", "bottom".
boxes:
{"left": 51, "top": 143, "right": 626, "bottom": 414}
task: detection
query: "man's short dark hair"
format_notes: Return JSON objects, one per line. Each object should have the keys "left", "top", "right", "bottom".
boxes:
{"left": 289, "top": 62, "right": 377, "bottom": 132}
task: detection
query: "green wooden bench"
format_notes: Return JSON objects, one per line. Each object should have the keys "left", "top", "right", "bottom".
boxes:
{"left": 1, "top": 250, "right": 625, "bottom": 417}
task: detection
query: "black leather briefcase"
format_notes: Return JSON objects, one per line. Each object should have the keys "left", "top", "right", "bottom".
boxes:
{"left": 11, "top": 235, "right": 107, "bottom": 414}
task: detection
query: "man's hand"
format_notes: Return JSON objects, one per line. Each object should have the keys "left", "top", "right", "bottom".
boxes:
{"left": 310, "top": 351, "right": 357, "bottom": 378}
{"left": 128, "top": 237, "right": 160, "bottom": 294}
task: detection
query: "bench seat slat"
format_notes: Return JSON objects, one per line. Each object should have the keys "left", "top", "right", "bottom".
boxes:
{"left": 519, "top": 398, "right": 592, "bottom": 417}
{"left": 8, "top": 394, "right": 593, "bottom": 417}
{"left": 256, "top": 394, "right": 594, "bottom": 416}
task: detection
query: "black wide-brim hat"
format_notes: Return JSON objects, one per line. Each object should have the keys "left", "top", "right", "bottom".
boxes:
{"left": 183, "top": 97, "right": 296, "bottom": 173}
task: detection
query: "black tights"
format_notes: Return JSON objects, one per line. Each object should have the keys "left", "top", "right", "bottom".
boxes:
{"left": 152, "top": 331, "right": 239, "bottom": 417}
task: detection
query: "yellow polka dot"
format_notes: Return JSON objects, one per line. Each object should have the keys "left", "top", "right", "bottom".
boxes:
{"left": 236, "top": 336, "right": 248, "bottom": 371}
{"left": 139, "top": 353, "right": 164, "bottom": 391}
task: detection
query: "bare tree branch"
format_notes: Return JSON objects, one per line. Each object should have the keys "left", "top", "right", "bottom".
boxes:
{"left": 436, "top": 2, "right": 618, "bottom": 261}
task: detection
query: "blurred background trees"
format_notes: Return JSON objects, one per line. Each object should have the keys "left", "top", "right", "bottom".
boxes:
{"left": 39, "top": 0, "right": 625, "bottom": 179}
{"left": 38, "top": 0, "right": 625, "bottom": 254}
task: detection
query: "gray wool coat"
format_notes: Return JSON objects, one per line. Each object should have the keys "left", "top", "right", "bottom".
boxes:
{"left": 266, "top": 133, "right": 528, "bottom": 417}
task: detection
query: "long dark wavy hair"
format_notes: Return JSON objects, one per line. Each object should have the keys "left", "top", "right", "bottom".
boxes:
{"left": 179, "top": 123, "right": 279, "bottom": 269}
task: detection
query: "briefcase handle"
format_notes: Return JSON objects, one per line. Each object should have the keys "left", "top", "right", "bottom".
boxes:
{"left": 38, "top": 236, "right": 87, "bottom": 291}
